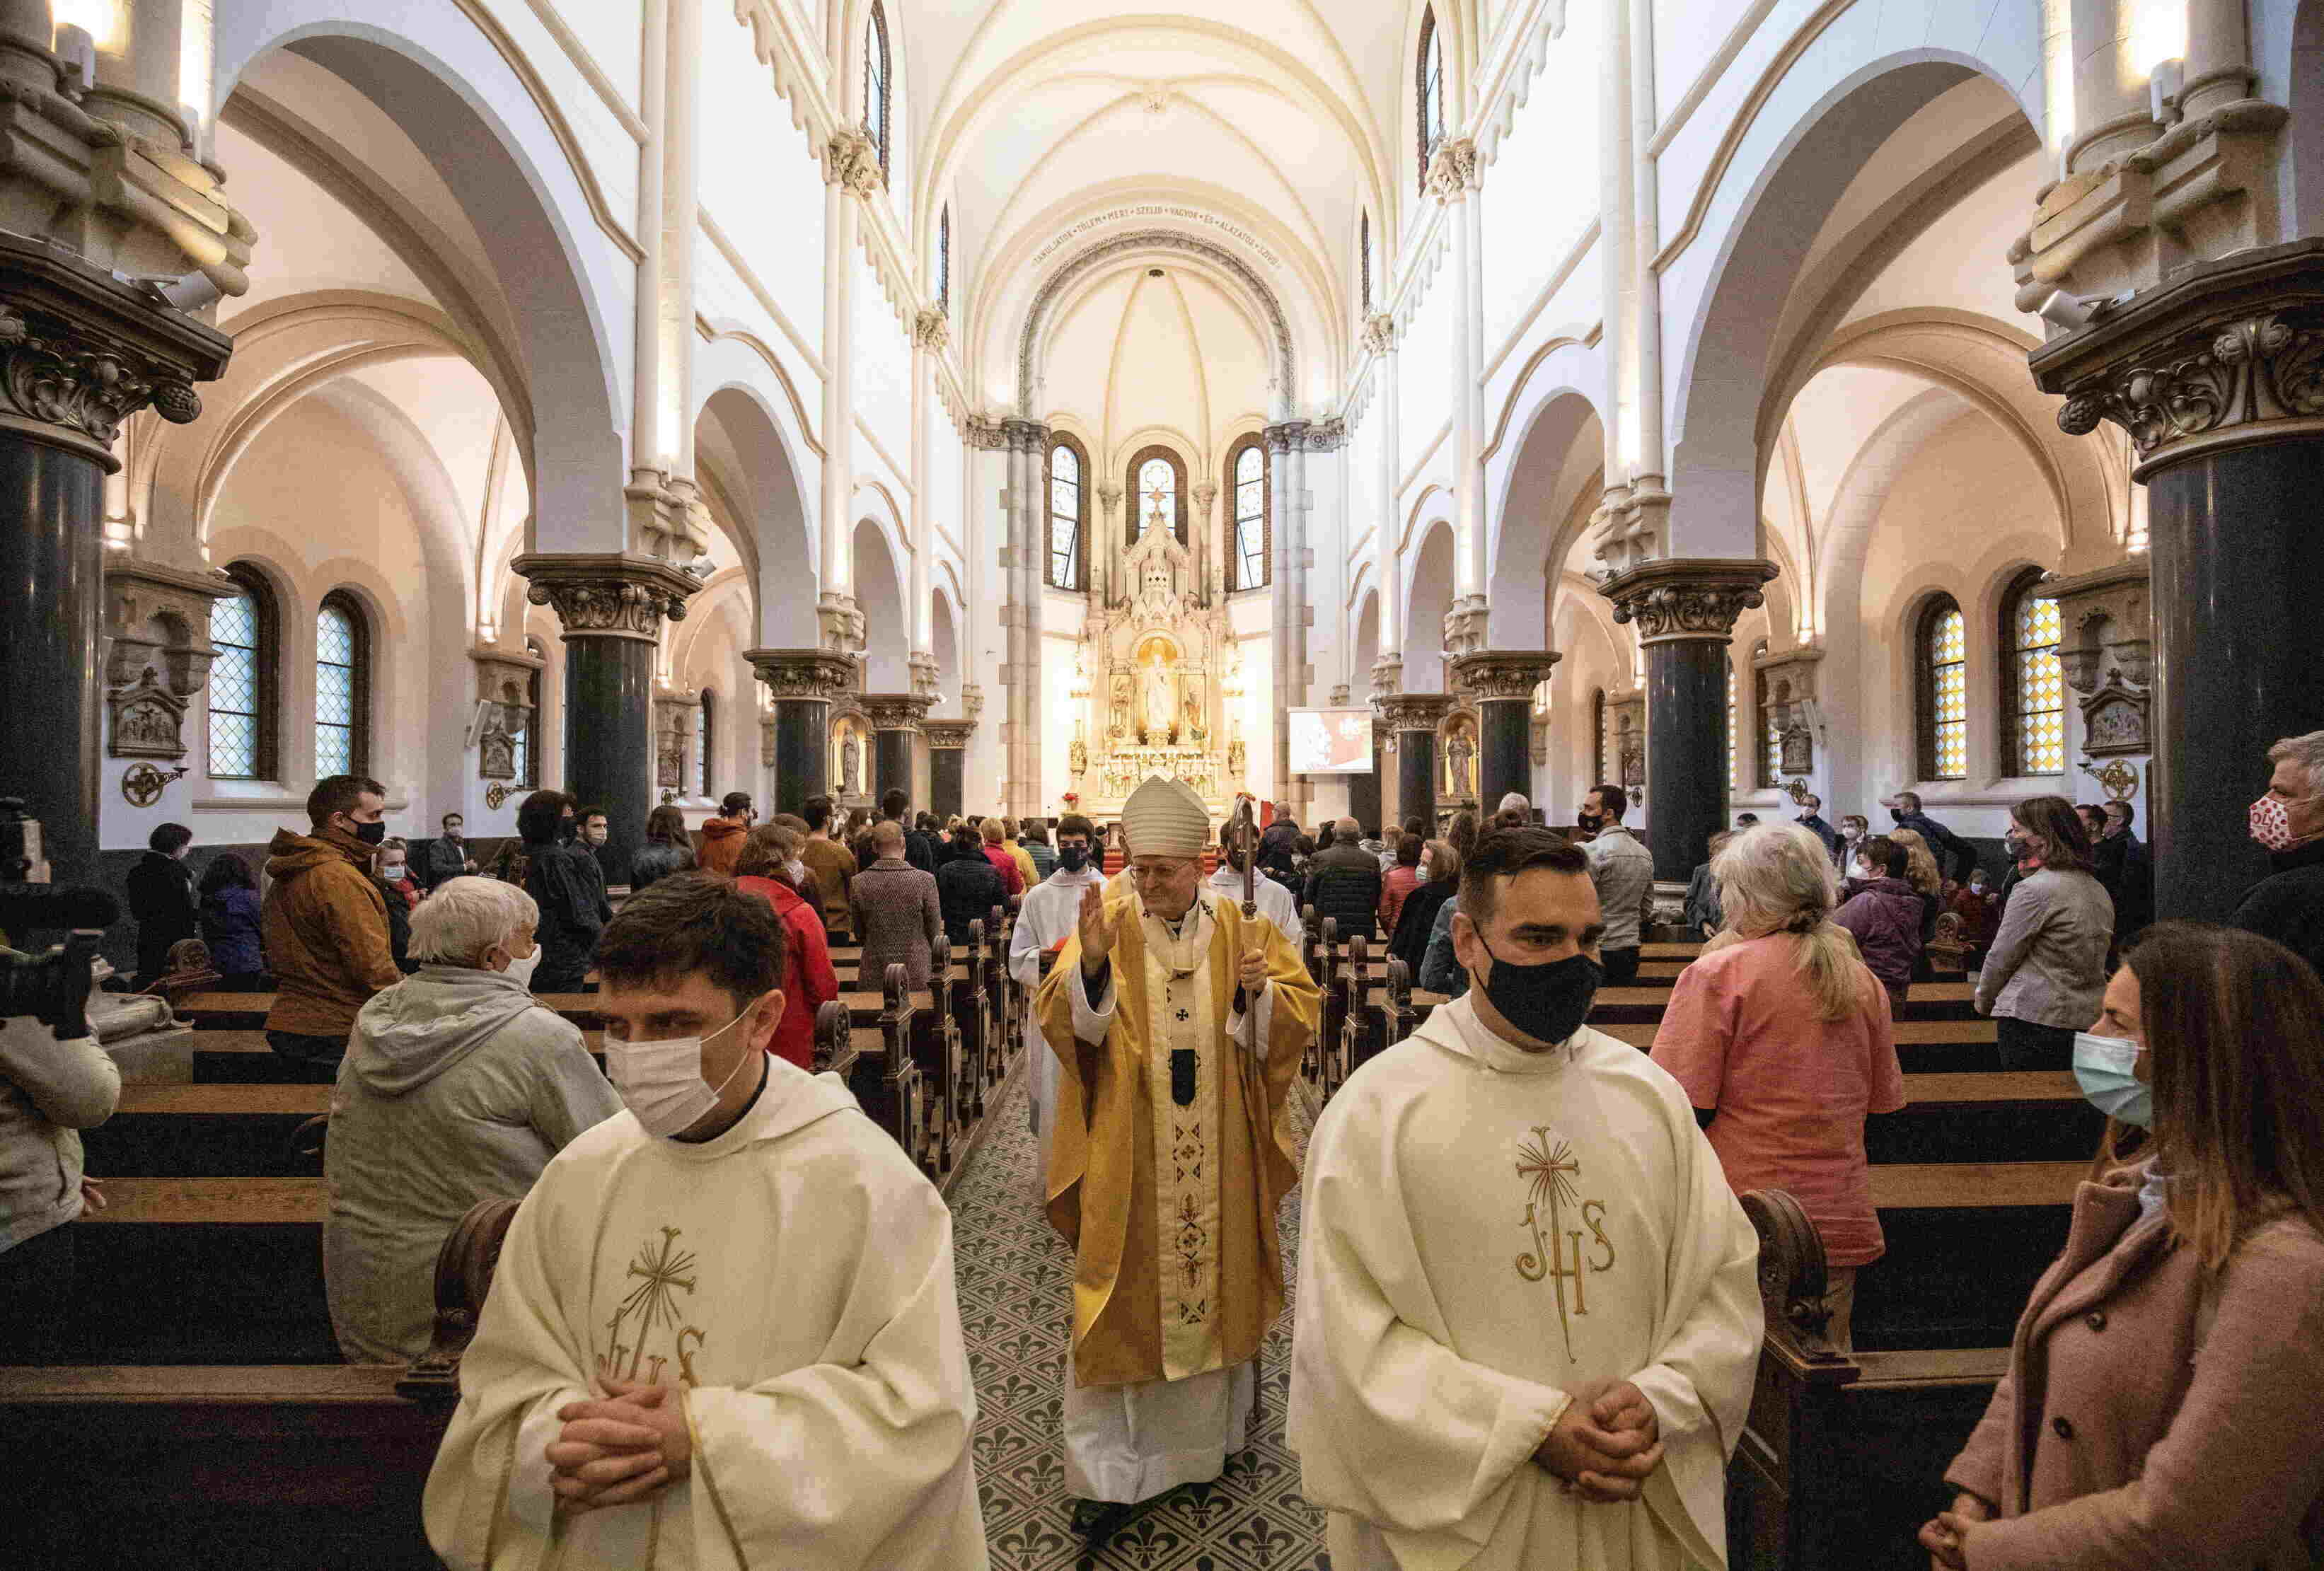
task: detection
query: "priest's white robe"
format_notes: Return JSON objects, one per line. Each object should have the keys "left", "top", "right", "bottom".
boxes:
{"left": 1008, "top": 863, "right": 1107, "bottom": 1167}
{"left": 423, "top": 1059, "right": 986, "bottom": 1571}
{"left": 1288, "top": 994, "right": 1761, "bottom": 1571}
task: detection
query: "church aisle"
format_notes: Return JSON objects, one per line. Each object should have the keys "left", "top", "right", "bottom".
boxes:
{"left": 953, "top": 1064, "right": 1328, "bottom": 1570}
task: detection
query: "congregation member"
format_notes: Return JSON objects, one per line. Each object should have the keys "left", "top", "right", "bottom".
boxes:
{"left": 1580, "top": 783, "right": 1654, "bottom": 985}
{"left": 262, "top": 775, "right": 401, "bottom": 1077}
{"left": 1832, "top": 834, "right": 1925, "bottom": 1013}
{"left": 801, "top": 793, "right": 858, "bottom": 939}
{"left": 374, "top": 837, "right": 422, "bottom": 975}
{"left": 423, "top": 874, "right": 984, "bottom": 1567}
{"left": 1834, "top": 812, "right": 1870, "bottom": 871}
{"left": 978, "top": 816, "right": 1025, "bottom": 900}
{"left": 1652, "top": 823, "right": 1903, "bottom": 1349}
{"left": 1386, "top": 837, "right": 1458, "bottom": 973}
{"left": 1496, "top": 792, "right": 1532, "bottom": 829}
{"left": 1021, "top": 817, "right": 1058, "bottom": 881}
{"left": 937, "top": 822, "right": 1009, "bottom": 949}
{"left": 1975, "top": 796, "right": 2112, "bottom": 1071}
{"left": 1035, "top": 777, "right": 1319, "bottom": 1541}
{"left": 629, "top": 803, "right": 696, "bottom": 891}
{"left": 1883, "top": 790, "right": 1978, "bottom": 884}
{"left": 1000, "top": 817, "right": 1040, "bottom": 892}
{"left": 1208, "top": 822, "right": 1303, "bottom": 947}
{"left": 1684, "top": 830, "right": 1733, "bottom": 939}
{"left": 1305, "top": 816, "right": 1384, "bottom": 942}
{"left": 1947, "top": 864, "right": 2004, "bottom": 972}
{"left": 1414, "top": 812, "right": 1483, "bottom": 997}
{"left": 1794, "top": 792, "right": 1842, "bottom": 858}
{"left": 1886, "top": 827, "right": 1947, "bottom": 945}
{"left": 1258, "top": 802, "right": 1302, "bottom": 879}
{"left": 1923, "top": 922, "right": 2324, "bottom": 1570}
{"left": 852, "top": 818, "right": 943, "bottom": 990}
{"left": 696, "top": 790, "right": 754, "bottom": 876}
{"left": 732, "top": 824, "right": 839, "bottom": 1070}
{"left": 2093, "top": 798, "right": 2152, "bottom": 948}
{"left": 125, "top": 821, "right": 199, "bottom": 989}
{"left": 419, "top": 810, "right": 477, "bottom": 891}
{"left": 881, "top": 788, "right": 939, "bottom": 874}
{"left": 2231, "top": 729, "right": 2324, "bottom": 978}
{"left": 1009, "top": 813, "right": 1106, "bottom": 1161}
{"left": 1378, "top": 833, "right": 1423, "bottom": 936}
{"left": 516, "top": 789, "right": 611, "bottom": 995}
{"left": 324, "top": 878, "right": 619, "bottom": 1365}
{"left": 196, "top": 852, "right": 267, "bottom": 986}
{"left": 0, "top": 986, "right": 120, "bottom": 1363}
{"left": 576, "top": 806, "right": 618, "bottom": 888}
{"left": 1290, "top": 827, "right": 1762, "bottom": 1569}
{"left": 1359, "top": 823, "right": 1389, "bottom": 867}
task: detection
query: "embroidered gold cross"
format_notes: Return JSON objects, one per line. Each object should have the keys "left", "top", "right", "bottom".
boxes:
{"left": 1514, "top": 1127, "right": 1614, "bottom": 1360}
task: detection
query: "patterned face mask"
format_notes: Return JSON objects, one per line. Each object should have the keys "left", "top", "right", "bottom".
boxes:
{"left": 2250, "top": 793, "right": 2324, "bottom": 852}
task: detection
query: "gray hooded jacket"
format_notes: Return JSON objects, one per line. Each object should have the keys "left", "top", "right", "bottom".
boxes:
{"left": 323, "top": 964, "right": 620, "bottom": 1364}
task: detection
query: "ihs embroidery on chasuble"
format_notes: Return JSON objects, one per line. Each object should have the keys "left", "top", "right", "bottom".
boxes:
{"left": 1514, "top": 1127, "right": 1618, "bottom": 1360}
{"left": 598, "top": 1226, "right": 710, "bottom": 1388}
{"left": 1145, "top": 909, "right": 1225, "bottom": 1374}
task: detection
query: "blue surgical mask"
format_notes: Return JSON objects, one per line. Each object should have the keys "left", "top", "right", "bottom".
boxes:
{"left": 2073, "top": 1032, "right": 2152, "bottom": 1128}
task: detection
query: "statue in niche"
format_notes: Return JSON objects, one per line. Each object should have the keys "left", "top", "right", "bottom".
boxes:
{"left": 1111, "top": 670, "right": 1133, "bottom": 740}
{"left": 1228, "top": 734, "right": 1247, "bottom": 778}
{"left": 1181, "top": 683, "right": 1202, "bottom": 745}
{"left": 1445, "top": 728, "right": 1476, "bottom": 799}
{"left": 1070, "top": 734, "right": 1088, "bottom": 776}
{"left": 840, "top": 731, "right": 863, "bottom": 799}
{"left": 1142, "top": 650, "right": 1174, "bottom": 745}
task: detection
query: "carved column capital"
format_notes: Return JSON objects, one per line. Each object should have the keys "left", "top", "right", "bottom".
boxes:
{"left": 1000, "top": 417, "right": 1050, "bottom": 454}
{"left": 913, "top": 310, "right": 950, "bottom": 353}
{"left": 861, "top": 692, "right": 935, "bottom": 733}
{"left": 964, "top": 415, "right": 1009, "bottom": 450}
{"left": 1379, "top": 692, "right": 1454, "bottom": 734}
{"left": 0, "top": 236, "right": 233, "bottom": 467}
{"left": 1425, "top": 137, "right": 1479, "bottom": 200}
{"left": 1450, "top": 649, "right": 1563, "bottom": 701}
{"left": 908, "top": 650, "right": 943, "bottom": 700}
{"left": 1191, "top": 480, "right": 1218, "bottom": 512}
{"left": 1262, "top": 419, "right": 1310, "bottom": 454}
{"left": 1598, "top": 558, "right": 1780, "bottom": 644}
{"left": 924, "top": 719, "right": 976, "bottom": 750}
{"left": 514, "top": 553, "right": 698, "bottom": 643}
{"left": 1443, "top": 601, "right": 1490, "bottom": 659}
{"left": 1368, "top": 654, "right": 1404, "bottom": 704}
{"left": 1362, "top": 312, "right": 1398, "bottom": 357}
{"left": 748, "top": 647, "right": 860, "bottom": 700}
{"left": 816, "top": 590, "right": 866, "bottom": 654}
{"left": 2035, "top": 240, "right": 2324, "bottom": 477}
{"left": 826, "top": 129, "right": 885, "bottom": 198}
{"left": 960, "top": 683, "right": 986, "bottom": 721}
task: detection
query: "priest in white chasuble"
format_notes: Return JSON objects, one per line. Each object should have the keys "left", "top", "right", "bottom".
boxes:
{"left": 1288, "top": 828, "right": 1762, "bottom": 1571}
{"left": 424, "top": 874, "right": 984, "bottom": 1571}
{"left": 1035, "top": 775, "right": 1320, "bottom": 1536}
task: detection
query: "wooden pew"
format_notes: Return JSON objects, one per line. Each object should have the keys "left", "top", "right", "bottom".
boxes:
{"left": 83, "top": 1082, "right": 328, "bottom": 1176}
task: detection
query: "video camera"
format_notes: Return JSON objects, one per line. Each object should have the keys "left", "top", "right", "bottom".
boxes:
{"left": 0, "top": 798, "right": 120, "bottom": 1040}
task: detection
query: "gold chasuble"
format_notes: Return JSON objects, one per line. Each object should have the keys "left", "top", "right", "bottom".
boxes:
{"left": 1037, "top": 894, "right": 1318, "bottom": 1389}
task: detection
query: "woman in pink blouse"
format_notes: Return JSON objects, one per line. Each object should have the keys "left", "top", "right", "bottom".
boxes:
{"left": 1650, "top": 822, "right": 1904, "bottom": 1349}
{"left": 1377, "top": 833, "right": 1423, "bottom": 935}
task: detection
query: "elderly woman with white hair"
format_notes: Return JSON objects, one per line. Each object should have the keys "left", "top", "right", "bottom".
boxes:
{"left": 323, "top": 876, "right": 620, "bottom": 1364}
{"left": 1649, "top": 823, "right": 1905, "bottom": 1349}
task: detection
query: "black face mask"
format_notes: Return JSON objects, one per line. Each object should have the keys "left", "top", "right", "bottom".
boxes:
{"left": 1577, "top": 811, "right": 1602, "bottom": 832}
{"left": 1889, "top": 808, "right": 1908, "bottom": 824}
{"left": 1475, "top": 935, "right": 1602, "bottom": 1047}
{"left": 1058, "top": 845, "right": 1089, "bottom": 873}
{"left": 346, "top": 818, "right": 387, "bottom": 847}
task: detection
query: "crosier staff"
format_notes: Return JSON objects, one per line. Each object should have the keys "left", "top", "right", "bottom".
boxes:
{"left": 1230, "top": 791, "right": 1268, "bottom": 1428}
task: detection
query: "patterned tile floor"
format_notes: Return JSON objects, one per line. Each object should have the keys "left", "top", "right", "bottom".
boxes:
{"left": 952, "top": 1063, "right": 1330, "bottom": 1570}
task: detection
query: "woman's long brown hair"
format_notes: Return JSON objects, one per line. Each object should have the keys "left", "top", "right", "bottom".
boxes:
{"left": 2123, "top": 922, "right": 2324, "bottom": 1270}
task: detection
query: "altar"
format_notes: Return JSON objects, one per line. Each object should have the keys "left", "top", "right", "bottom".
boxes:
{"left": 1068, "top": 502, "right": 1245, "bottom": 818}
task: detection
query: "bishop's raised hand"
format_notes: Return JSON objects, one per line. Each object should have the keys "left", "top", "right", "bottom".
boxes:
{"left": 1078, "top": 881, "right": 1114, "bottom": 970}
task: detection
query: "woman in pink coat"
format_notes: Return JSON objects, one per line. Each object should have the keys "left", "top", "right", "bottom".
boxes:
{"left": 1924, "top": 922, "right": 2324, "bottom": 1570}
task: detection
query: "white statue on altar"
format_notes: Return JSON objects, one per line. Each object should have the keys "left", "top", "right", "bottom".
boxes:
{"left": 1142, "top": 649, "right": 1174, "bottom": 744}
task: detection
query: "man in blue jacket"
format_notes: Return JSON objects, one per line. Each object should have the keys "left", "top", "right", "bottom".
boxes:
{"left": 1882, "top": 790, "right": 1978, "bottom": 886}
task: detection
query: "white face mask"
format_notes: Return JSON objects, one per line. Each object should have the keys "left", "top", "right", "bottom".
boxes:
{"left": 603, "top": 997, "right": 764, "bottom": 1139}
{"left": 381, "top": 862, "right": 407, "bottom": 882}
{"left": 786, "top": 859, "right": 808, "bottom": 886}
{"left": 494, "top": 941, "right": 541, "bottom": 991}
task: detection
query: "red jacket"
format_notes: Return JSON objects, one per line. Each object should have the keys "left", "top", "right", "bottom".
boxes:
{"left": 735, "top": 876, "right": 838, "bottom": 1069}
{"left": 982, "top": 843, "right": 1024, "bottom": 899}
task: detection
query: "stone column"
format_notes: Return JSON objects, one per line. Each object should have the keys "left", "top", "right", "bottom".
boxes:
{"left": 622, "top": 0, "right": 710, "bottom": 562}
{"left": 0, "top": 249, "right": 232, "bottom": 885}
{"left": 1427, "top": 137, "right": 1490, "bottom": 653}
{"left": 1365, "top": 313, "right": 1402, "bottom": 667}
{"left": 862, "top": 693, "right": 933, "bottom": 811}
{"left": 909, "top": 310, "right": 947, "bottom": 694}
{"left": 818, "top": 130, "right": 881, "bottom": 655}
{"left": 925, "top": 719, "right": 973, "bottom": 819}
{"left": 1347, "top": 715, "right": 1388, "bottom": 835}
{"left": 1452, "top": 651, "right": 1563, "bottom": 813}
{"left": 2034, "top": 243, "right": 2324, "bottom": 922}
{"left": 748, "top": 647, "right": 860, "bottom": 816}
{"left": 1381, "top": 693, "right": 1452, "bottom": 834}
{"left": 1264, "top": 420, "right": 1309, "bottom": 806}
{"left": 516, "top": 555, "right": 698, "bottom": 884}
{"left": 1599, "top": 559, "right": 1778, "bottom": 879}
{"left": 1000, "top": 418, "right": 1049, "bottom": 816}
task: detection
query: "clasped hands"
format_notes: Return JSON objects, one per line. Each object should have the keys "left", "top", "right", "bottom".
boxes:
{"left": 1917, "top": 1492, "right": 1994, "bottom": 1569}
{"left": 546, "top": 1376, "right": 692, "bottom": 1514}
{"left": 1535, "top": 1380, "right": 1664, "bottom": 1503}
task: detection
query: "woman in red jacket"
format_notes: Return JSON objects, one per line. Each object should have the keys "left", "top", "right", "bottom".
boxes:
{"left": 732, "top": 825, "right": 838, "bottom": 1069}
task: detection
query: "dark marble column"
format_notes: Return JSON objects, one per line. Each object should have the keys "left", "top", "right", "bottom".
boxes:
{"left": 1381, "top": 693, "right": 1451, "bottom": 834}
{"left": 1600, "top": 558, "right": 1779, "bottom": 881}
{"left": 519, "top": 556, "right": 700, "bottom": 886}
{"left": 926, "top": 721, "right": 973, "bottom": 819}
{"left": 1346, "top": 719, "right": 1385, "bottom": 834}
{"left": 1453, "top": 651, "right": 1562, "bottom": 816}
{"left": 863, "top": 694, "right": 935, "bottom": 812}
{"left": 2031, "top": 242, "right": 2324, "bottom": 922}
{"left": 749, "top": 648, "right": 859, "bottom": 817}
{"left": 0, "top": 240, "right": 231, "bottom": 888}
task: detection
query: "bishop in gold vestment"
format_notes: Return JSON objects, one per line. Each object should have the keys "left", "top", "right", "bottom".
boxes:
{"left": 1034, "top": 776, "right": 1319, "bottom": 1516}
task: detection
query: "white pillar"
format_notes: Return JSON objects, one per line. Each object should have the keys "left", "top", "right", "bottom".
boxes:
{"left": 908, "top": 312, "right": 944, "bottom": 694}
{"left": 628, "top": 0, "right": 668, "bottom": 511}
{"left": 663, "top": 0, "right": 700, "bottom": 491}
{"left": 820, "top": 136, "right": 877, "bottom": 644}
{"left": 1370, "top": 319, "right": 1403, "bottom": 684}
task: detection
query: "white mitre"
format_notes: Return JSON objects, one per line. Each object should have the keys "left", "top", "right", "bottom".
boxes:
{"left": 1120, "top": 775, "right": 1210, "bottom": 857}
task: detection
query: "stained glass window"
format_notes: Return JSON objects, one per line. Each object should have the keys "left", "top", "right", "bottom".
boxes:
{"left": 864, "top": 3, "right": 890, "bottom": 173}
{"left": 1919, "top": 598, "right": 1967, "bottom": 781}
{"left": 1418, "top": 8, "right": 1445, "bottom": 187}
{"left": 315, "top": 594, "right": 366, "bottom": 778}
{"left": 208, "top": 570, "right": 270, "bottom": 779}
{"left": 1591, "top": 689, "right": 1606, "bottom": 784}
{"left": 1138, "top": 456, "right": 1177, "bottom": 538}
{"left": 2006, "top": 573, "right": 2064, "bottom": 775}
{"left": 1232, "top": 440, "right": 1268, "bottom": 590}
{"left": 1047, "top": 439, "right": 1085, "bottom": 589}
